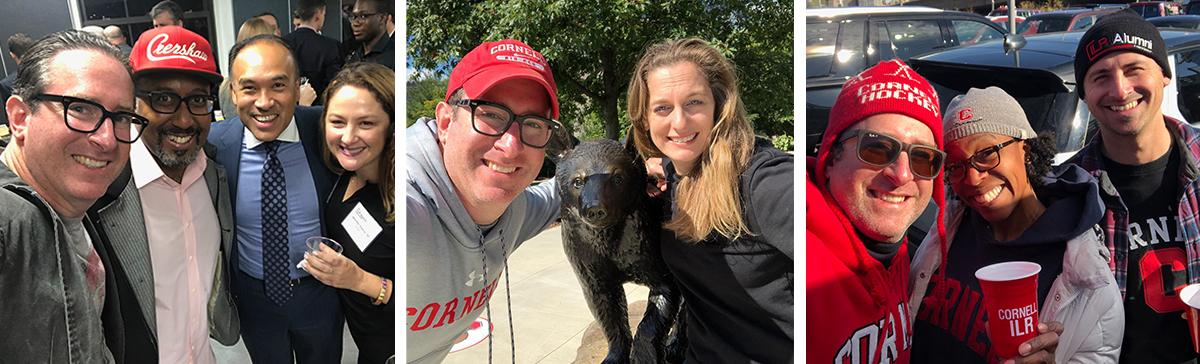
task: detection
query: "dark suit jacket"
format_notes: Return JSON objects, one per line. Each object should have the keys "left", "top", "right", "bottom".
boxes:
{"left": 88, "top": 157, "right": 242, "bottom": 363}
{"left": 205, "top": 106, "right": 335, "bottom": 283}
{"left": 283, "top": 28, "right": 344, "bottom": 106}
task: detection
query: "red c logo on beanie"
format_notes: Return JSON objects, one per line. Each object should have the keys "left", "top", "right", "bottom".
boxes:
{"left": 958, "top": 108, "right": 973, "bottom": 122}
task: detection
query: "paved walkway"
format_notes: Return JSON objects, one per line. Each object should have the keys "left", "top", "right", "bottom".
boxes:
{"left": 443, "top": 226, "right": 651, "bottom": 364}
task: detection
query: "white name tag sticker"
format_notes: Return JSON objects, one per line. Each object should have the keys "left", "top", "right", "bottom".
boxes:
{"left": 342, "top": 202, "right": 382, "bottom": 252}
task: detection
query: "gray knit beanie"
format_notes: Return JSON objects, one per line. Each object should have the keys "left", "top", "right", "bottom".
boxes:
{"left": 943, "top": 87, "right": 1037, "bottom": 142}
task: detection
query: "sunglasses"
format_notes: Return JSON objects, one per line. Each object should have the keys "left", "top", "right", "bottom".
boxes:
{"left": 838, "top": 130, "right": 945, "bottom": 179}
{"left": 944, "top": 138, "right": 1020, "bottom": 182}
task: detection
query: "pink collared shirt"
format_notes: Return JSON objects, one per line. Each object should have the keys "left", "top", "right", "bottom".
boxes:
{"left": 130, "top": 140, "right": 220, "bottom": 364}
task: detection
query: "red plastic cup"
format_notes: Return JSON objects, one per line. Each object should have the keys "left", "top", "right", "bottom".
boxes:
{"left": 976, "top": 261, "right": 1041, "bottom": 358}
{"left": 1179, "top": 283, "right": 1200, "bottom": 353}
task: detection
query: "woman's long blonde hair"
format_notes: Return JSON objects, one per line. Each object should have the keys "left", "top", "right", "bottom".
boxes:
{"left": 319, "top": 62, "right": 396, "bottom": 222}
{"left": 628, "top": 38, "right": 756, "bottom": 242}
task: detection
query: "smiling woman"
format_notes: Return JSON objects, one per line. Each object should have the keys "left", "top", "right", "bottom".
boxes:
{"left": 627, "top": 37, "right": 794, "bottom": 362}
{"left": 908, "top": 86, "right": 1123, "bottom": 364}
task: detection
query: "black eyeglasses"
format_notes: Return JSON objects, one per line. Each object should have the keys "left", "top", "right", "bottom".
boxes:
{"left": 136, "top": 91, "right": 216, "bottom": 116}
{"left": 945, "top": 138, "right": 1020, "bottom": 182}
{"left": 454, "top": 99, "right": 563, "bottom": 148}
{"left": 838, "top": 130, "right": 945, "bottom": 180}
{"left": 349, "top": 12, "right": 381, "bottom": 22}
{"left": 30, "top": 94, "right": 148, "bottom": 143}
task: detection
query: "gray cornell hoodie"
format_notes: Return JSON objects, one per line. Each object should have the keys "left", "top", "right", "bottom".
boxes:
{"left": 405, "top": 118, "right": 559, "bottom": 363}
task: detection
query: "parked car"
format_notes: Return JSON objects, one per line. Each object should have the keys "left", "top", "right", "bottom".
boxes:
{"left": 1149, "top": 14, "right": 1200, "bottom": 28}
{"left": 1130, "top": 1, "right": 1184, "bottom": 18}
{"left": 991, "top": 16, "right": 1026, "bottom": 31}
{"left": 805, "top": 6, "right": 1005, "bottom": 155}
{"left": 1016, "top": 8, "right": 1120, "bottom": 35}
{"left": 987, "top": 6, "right": 1037, "bottom": 19}
{"left": 1188, "top": 1, "right": 1200, "bottom": 15}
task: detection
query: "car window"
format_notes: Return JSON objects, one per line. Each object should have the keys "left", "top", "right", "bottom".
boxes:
{"left": 883, "top": 19, "right": 945, "bottom": 59}
{"left": 832, "top": 20, "right": 867, "bottom": 78}
{"left": 806, "top": 21, "right": 839, "bottom": 78}
{"left": 951, "top": 20, "right": 1002, "bottom": 46}
{"left": 1189, "top": 4, "right": 1200, "bottom": 15}
{"left": 1070, "top": 15, "right": 1095, "bottom": 31}
{"left": 1174, "top": 48, "right": 1200, "bottom": 123}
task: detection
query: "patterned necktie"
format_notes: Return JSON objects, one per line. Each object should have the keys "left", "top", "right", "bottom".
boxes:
{"left": 261, "top": 141, "right": 291, "bottom": 306}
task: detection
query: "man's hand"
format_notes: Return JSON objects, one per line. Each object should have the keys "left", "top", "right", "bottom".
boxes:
{"left": 299, "top": 81, "right": 317, "bottom": 106}
{"left": 645, "top": 157, "right": 667, "bottom": 198}
{"left": 1003, "top": 321, "right": 1063, "bottom": 364}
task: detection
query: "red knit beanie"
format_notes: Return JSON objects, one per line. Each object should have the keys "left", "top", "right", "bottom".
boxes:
{"left": 814, "top": 59, "right": 950, "bottom": 298}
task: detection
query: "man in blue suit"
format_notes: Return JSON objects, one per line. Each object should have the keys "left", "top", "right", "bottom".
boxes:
{"left": 206, "top": 34, "right": 341, "bottom": 363}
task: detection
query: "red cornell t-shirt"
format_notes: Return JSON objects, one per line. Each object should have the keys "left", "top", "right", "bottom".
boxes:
{"left": 807, "top": 178, "right": 914, "bottom": 364}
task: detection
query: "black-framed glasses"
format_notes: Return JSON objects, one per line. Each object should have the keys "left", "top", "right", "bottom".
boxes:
{"left": 454, "top": 99, "right": 563, "bottom": 148}
{"left": 30, "top": 94, "right": 147, "bottom": 143}
{"left": 349, "top": 12, "right": 381, "bottom": 22}
{"left": 135, "top": 91, "right": 216, "bottom": 116}
{"left": 838, "top": 130, "right": 945, "bottom": 180}
{"left": 945, "top": 138, "right": 1020, "bottom": 182}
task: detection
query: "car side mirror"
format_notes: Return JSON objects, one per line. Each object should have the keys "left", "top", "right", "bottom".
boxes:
{"left": 1004, "top": 33, "right": 1026, "bottom": 54}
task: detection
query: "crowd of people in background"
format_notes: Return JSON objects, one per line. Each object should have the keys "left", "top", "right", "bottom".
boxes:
{"left": 0, "top": 0, "right": 396, "bottom": 363}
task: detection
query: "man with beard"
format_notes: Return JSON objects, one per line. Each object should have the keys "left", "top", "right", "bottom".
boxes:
{"left": 346, "top": 0, "right": 393, "bottom": 69}
{"left": 88, "top": 26, "right": 239, "bottom": 363}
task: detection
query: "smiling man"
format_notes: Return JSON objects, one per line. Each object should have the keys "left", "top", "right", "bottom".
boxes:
{"left": 1066, "top": 10, "right": 1200, "bottom": 363}
{"left": 0, "top": 30, "right": 137, "bottom": 363}
{"left": 406, "top": 39, "right": 562, "bottom": 363}
{"left": 87, "top": 26, "right": 239, "bottom": 363}
{"left": 207, "top": 34, "right": 341, "bottom": 362}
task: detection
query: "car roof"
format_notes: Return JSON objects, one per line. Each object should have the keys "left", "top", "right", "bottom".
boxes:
{"left": 912, "top": 29, "right": 1200, "bottom": 78}
{"left": 805, "top": 6, "right": 943, "bottom": 18}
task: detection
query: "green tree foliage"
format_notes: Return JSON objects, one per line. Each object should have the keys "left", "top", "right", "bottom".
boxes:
{"left": 406, "top": 74, "right": 448, "bottom": 127}
{"left": 408, "top": 0, "right": 793, "bottom": 141}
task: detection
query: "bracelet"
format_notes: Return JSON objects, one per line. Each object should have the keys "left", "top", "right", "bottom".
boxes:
{"left": 372, "top": 277, "right": 389, "bottom": 305}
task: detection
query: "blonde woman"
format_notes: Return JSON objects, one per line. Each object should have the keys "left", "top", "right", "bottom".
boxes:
{"left": 628, "top": 37, "right": 794, "bottom": 362}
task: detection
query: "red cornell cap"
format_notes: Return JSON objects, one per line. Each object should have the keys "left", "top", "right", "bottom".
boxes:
{"left": 129, "top": 26, "right": 222, "bottom": 86}
{"left": 445, "top": 39, "right": 559, "bottom": 119}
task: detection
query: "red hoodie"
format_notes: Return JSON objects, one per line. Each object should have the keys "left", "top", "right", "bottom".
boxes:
{"left": 807, "top": 159, "right": 914, "bottom": 364}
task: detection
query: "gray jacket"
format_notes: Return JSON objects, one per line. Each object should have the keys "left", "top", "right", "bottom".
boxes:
{"left": 89, "top": 158, "right": 241, "bottom": 348}
{"left": 910, "top": 200, "right": 1124, "bottom": 363}
{"left": 405, "top": 118, "right": 559, "bottom": 363}
{"left": 0, "top": 160, "right": 115, "bottom": 363}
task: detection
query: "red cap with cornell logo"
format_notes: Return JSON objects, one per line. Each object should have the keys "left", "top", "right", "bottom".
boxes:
{"left": 445, "top": 39, "right": 559, "bottom": 119}
{"left": 129, "top": 26, "right": 222, "bottom": 86}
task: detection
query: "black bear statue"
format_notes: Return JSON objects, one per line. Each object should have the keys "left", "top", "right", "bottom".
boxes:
{"left": 553, "top": 139, "right": 684, "bottom": 364}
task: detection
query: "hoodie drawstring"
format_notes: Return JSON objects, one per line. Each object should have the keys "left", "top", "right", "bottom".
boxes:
{"left": 481, "top": 232, "right": 517, "bottom": 364}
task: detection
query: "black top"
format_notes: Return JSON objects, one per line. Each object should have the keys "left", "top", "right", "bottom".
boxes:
{"left": 0, "top": 72, "right": 15, "bottom": 126}
{"left": 661, "top": 139, "right": 794, "bottom": 363}
{"left": 324, "top": 173, "right": 395, "bottom": 356}
{"left": 347, "top": 32, "right": 395, "bottom": 70}
{"left": 282, "top": 28, "right": 344, "bottom": 105}
{"left": 912, "top": 164, "right": 1103, "bottom": 363}
{"left": 1104, "top": 145, "right": 1196, "bottom": 364}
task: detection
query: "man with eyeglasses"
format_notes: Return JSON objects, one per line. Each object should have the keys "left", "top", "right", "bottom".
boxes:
{"left": 207, "top": 34, "right": 342, "bottom": 362}
{"left": 86, "top": 26, "right": 239, "bottom": 364}
{"left": 407, "top": 39, "right": 564, "bottom": 363}
{"left": 808, "top": 60, "right": 1062, "bottom": 363}
{"left": 346, "top": 0, "right": 393, "bottom": 69}
{"left": 1067, "top": 12, "right": 1200, "bottom": 363}
{"left": 0, "top": 30, "right": 142, "bottom": 363}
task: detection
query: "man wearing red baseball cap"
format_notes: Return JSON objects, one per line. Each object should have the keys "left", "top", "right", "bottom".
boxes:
{"left": 87, "top": 25, "right": 239, "bottom": 363}
{"left": 406, "top": 38, "right": 563, "bottom": 363}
